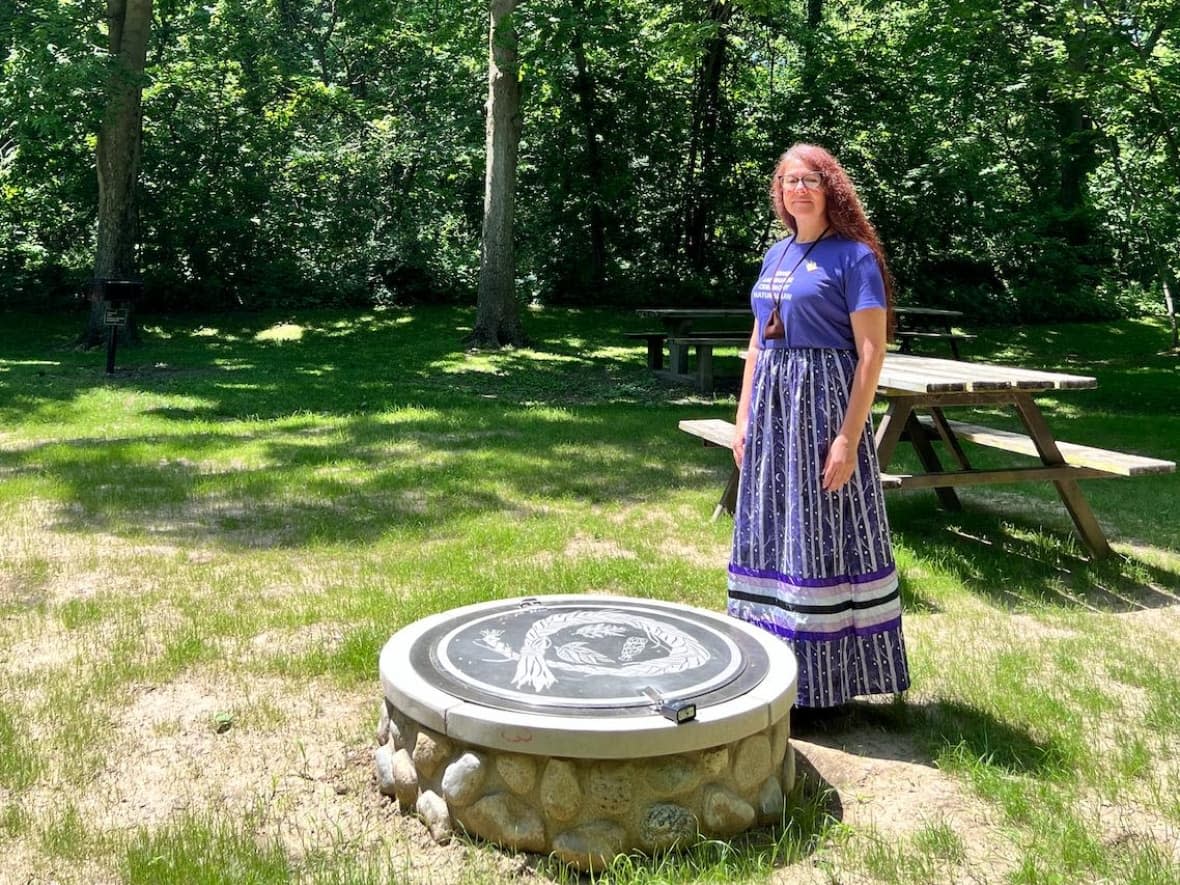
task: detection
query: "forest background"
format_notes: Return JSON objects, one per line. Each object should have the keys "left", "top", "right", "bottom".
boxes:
{"left": 2, "top": 0, "right": 1179, "bottom": 326}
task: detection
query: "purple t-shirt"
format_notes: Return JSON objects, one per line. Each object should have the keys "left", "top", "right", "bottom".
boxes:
{"left": 750, "top": 235, "right": 886, "bottom": 350}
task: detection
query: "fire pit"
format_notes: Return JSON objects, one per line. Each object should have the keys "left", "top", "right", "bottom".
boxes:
{"left": 375, "top": 595, "right": 798, "bottom": 870}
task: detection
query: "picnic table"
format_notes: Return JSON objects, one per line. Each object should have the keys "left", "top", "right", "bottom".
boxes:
{"left": 629, "top": 306, "right": 973, "bottom": 392}
{"left": 632, "top": 308, "right": 749, "bottom": 388}
{"left": 678, "top": 353, "right": 1175, "bottom": 558}
{"left": 894, "top": 307, "right": 973, "bottom": 359}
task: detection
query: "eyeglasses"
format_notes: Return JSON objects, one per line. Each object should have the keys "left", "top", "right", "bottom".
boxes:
{"left": 777, "top": 173, "right": 823, "bottom": 191}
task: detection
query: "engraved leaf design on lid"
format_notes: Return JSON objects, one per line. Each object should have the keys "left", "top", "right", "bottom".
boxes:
{"left": 555, "top": 641, "right": 613, "bottom": 665}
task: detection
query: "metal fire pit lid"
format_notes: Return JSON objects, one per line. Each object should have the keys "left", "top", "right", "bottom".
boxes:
{"left": 379, "top": 595, "right": 797, "bottom": 758}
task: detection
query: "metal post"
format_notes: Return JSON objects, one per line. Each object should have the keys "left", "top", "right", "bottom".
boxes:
{"left": 105, "top": 323, "right": 118, "bottom": 375}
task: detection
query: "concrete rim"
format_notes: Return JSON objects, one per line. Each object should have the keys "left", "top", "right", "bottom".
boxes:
{"left": 379, "top": 595, "right": 797, "bottom": 757}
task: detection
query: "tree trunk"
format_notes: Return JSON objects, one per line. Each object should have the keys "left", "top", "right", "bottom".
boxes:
{"left": 1163, "top": 265, "right": 1179, "bottom": 351}
{"left": 806, "top": 0, "right": 822, "bottom": 28}
{"left": 801, "top": 0, "right": 823, "bottom": 92}
{"left": 84, "top": 0, "right": 151, "bottom": 348}
{"left": 683, "top": 0, "right": 733, "bottom": 274}
{"left": 1052, "top": 94, "right": 1099, "bottom": 247}
{"left": 470, "top": 0, "right": 526, "bottom": 349}
{"left": 570, "top": 0, "right": 606, "bottom": 296}
{"left": 1051, "top": 4, "right": 1101, "bottom": 252}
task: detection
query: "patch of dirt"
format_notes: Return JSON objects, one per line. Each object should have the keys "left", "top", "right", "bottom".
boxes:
{"left": 1079, "top": 796, "right": 1180, "bottom": 865}
{"left": 772, "top": 730, "right": 1016, "bottom": 883}
{"left": 52, "top": 675, "right": 550, "bottom": 883}
{"left": 2, "top": 621, "right": 80, "bottom": 674}
{"left": 562, "top": 533, "right": 638, "bottom": 560}
{"left": 247, "top": 623, "right": 347, "bottom": 658}
{"left": 532, "top": 532, "right": 640, "bottom": 566}
{"left": 0, "top": 841, "right": 119, "bottom": 885}
{"left": 70, "top": 678, "right": 359, "bottom": 834}
{"left": 656, "top": 538, "right": 727, "bottom": 568}
{"left": 798, "top": 731, "right": 996, "bottom": 838}
{"left": 606, "top": 503, "right": 691, "bottom": 529}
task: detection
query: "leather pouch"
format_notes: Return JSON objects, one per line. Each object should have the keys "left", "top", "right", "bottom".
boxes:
{"left": 764, "top": 304, "right": 785, "bottom": 340}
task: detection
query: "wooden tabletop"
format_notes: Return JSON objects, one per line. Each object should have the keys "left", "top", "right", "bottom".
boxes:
{"left": 879, "top": 353, "right": 1096, "bottom": 394}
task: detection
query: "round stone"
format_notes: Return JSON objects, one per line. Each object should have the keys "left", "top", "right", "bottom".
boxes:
{"left": 782, "top": 744, "right": 797, "bottom": 792}
{"left": 701, "top": 747, "right": 729, "bottom": 777}
{"left": 496, "top": 753, "right": 537, "bottom": 795}
{"left": 459, "top": 793, "right": 546, "bottom": 853}
{"left": 441, "top": 752, "right": 486, "bottom": 808}
{"left": 416, "top": 790, "right": 452, "bottom": 843}
{"left": 390, "top": 748, "right": 418, "bottom": 810}
{"left": 374, "top": 744, "right": 396, "bottom": 797}
{"left": 552, "top": 820, "right": 627, "bottom": 872}
{"left": 413, "top": 730, "right": 451, "bottom": 779}
{"left": 756, "top": 776, "right": 785, "bottom": 823}
{"left": 587, "top": 763, "right": 633, "bottom": 817}
{"left": 540, "top": 759, "right": 582, "bottom": 822}
{"left": 732, "top": 734, "right": 772, "bottom": 793}
{"left": 702, "top": 785, "right": 755, "bottom": 835}
{"left": 770, "top": 716, "right": 789, "bottom": 763}
{"left": 376, "top": 703, "right": 391, "bottom": 746}
{"left": 644, "top": 757, "right": 701, "bottom": 798}
{"left": 640, "top": 803, "right": 698, "bottom": 852}
{"left": 386, "top": 715, "right": 403, "bottom": 752}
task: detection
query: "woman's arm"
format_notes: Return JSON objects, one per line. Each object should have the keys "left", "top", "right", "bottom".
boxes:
{"left": 821, "top": 307, "right": 887, "bottom": 491}
{"left": 733, "top": 321, "right": 761, "bottom": 466}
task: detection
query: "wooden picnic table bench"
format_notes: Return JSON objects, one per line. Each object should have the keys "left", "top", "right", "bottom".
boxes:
{"left": 666, "top": 335, "right": 750, "bottom": 394}
{"left": 623, "top": 331, "right": 671, "bottom": 369}
{"left": 632, "top": 308, "right": 749, "bottom": 379}
{"left": 894, "top": 307, "right": 972, "bottom": 359}
{"left": 625, "top": 329, "right": 749, "bottom": 371}
{"left": 678, "top": 353, "right": 1175, "bottom": 557}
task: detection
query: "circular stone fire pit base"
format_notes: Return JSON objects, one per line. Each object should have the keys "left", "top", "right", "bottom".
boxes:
{"left": 374, "top": 595, "right": 798, "bottom": 871}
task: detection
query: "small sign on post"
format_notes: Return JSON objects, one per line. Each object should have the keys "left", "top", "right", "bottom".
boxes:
{"left": 103, "top": 306, "right": 129, "bottom": 327}
{"left": 90, "top": 279, "right": 143, "bottom": 375}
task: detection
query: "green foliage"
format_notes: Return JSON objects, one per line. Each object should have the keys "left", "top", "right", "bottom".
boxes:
{"left": 2, "top": 0, "right": 1179, "bottom": 318}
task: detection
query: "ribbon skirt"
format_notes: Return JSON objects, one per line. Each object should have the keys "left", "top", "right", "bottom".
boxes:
{"left": 727, "top": 347, "right": 910, "bottom": 708}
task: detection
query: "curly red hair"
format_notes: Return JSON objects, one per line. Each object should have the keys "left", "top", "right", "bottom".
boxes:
{"left": 770, "top": 143, "right": 894, "bottom": 332}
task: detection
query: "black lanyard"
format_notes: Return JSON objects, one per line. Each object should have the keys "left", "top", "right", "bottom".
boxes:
{"left": 767, "top": 224, "right": 830, "bottom": 312}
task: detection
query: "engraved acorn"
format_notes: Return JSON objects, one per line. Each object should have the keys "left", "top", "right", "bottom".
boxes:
{"left": 619, "top": 636, "right": 648, "bottom": 661}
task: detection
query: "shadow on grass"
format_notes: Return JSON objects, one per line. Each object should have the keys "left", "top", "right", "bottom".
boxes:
{"left": 799, "top": 696, "right": 1069, "bottom": 779}
{"left": 3, "top": 309, "right": 1177, "bottom": 569}
{"left": 0, "top": 307, "right": 688, "bottom": 426}
{"left": 889, "top": 494, "right": 1180, "bottom": 613}
{"left": 0, "top": 407, "right": 704, "bottom": 548}
{"left": 0, "top": 309, "right": 733, "bottom": 551}
{"left": 895, "top": 570, "right": 942, "bottom": 616}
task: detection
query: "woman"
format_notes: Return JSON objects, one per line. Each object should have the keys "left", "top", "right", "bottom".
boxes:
{"left": 727, "top": 143, "right": 910, "bottom": 711}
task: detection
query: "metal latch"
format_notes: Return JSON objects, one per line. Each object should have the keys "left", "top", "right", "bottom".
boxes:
{"left": 642, "top": 686, "right": 697, "bottom": 724}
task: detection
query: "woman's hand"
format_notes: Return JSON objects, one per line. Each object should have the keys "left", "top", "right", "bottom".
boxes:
{"left": 821, "top": 433, "right": 856, "bottom": 491}
{"left": 733, "top": 427, "right": 747, "bottom": 466}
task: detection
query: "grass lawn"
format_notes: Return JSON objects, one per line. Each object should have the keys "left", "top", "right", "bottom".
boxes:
{"left": 0, "top": 305, "right": 1177, "bottom": 884}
